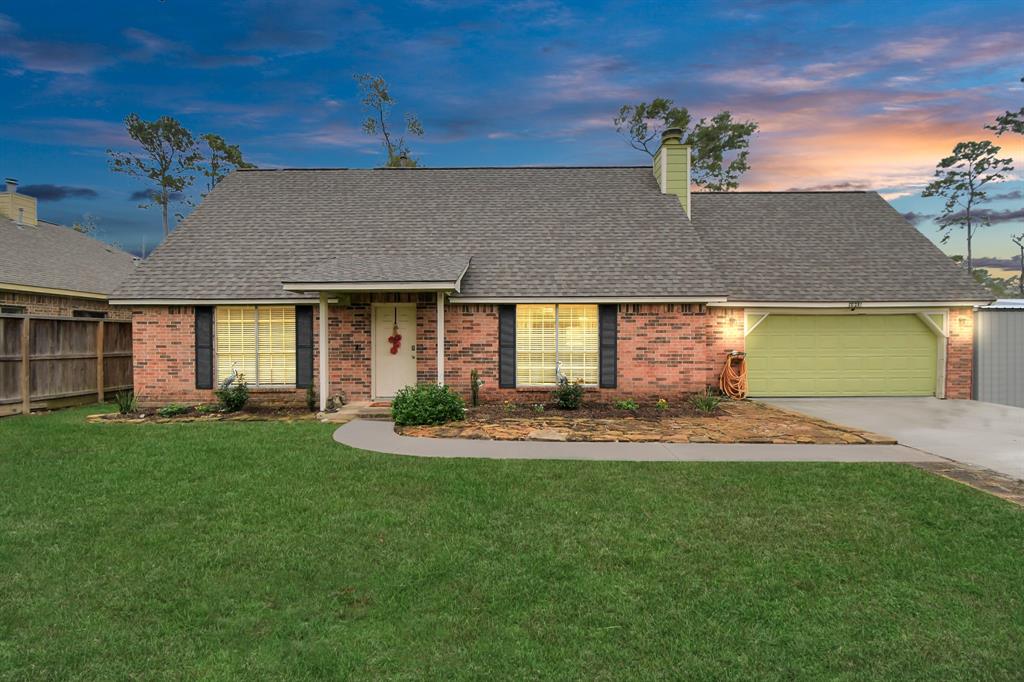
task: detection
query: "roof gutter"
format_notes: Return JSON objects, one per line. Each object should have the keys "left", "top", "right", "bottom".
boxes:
{"left": 709, "top": 300, "right": 993, "bottom": 308}
{"left": 451, "top": 295, "right": 728, "bottom": 304}
{"left": 1, "top": 282, "right": 108, "bottom": 300}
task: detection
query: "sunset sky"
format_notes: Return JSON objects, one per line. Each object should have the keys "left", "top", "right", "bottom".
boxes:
{"left": 2, "top": 0, "right": 1022, "bottom": 260}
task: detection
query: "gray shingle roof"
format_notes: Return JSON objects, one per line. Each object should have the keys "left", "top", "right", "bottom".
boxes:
{"left": 113, "top": 168, "right": 726, "bottom": 301}
{"left": 112, "top": 167, "right": 990, "bottom": 303}
{"left": 689, "top": 191, "right": 990, "bottom": 302}
{"left": 284, "top": 254, "right": 470, "bottom": 286}
{"left": 1, "top": 217, "right": 138, "bottom": 297}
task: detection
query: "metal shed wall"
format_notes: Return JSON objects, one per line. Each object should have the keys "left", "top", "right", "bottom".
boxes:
{"left": 974, "top": 308, "right": 1024, "bottom": 407}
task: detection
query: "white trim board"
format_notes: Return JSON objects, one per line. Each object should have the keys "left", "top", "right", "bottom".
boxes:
{"left": 111, "top": 298, "right": 320, "bottom": 305}
{"left": 451, "top": 296, "right": 727, "bottom": 304}
{"left": 711, "top": 300, "right": 989, "bottom": 308}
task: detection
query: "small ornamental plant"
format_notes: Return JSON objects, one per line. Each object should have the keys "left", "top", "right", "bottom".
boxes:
{"left": 157, "top": 403, "right": 188, "bottom": 418}
{"left": 305, "top": 385, "right": 318, "bottom": 412}
{"left": 215, "top": 375, "right": 250, "bottom": 413}
{"left": 656, "top": 398, "right": 669, "bottom": 411}
{"left": 531, "top": 403, "right": 546, "bottom": 414}
{"left": 688, "top": 388, "right": 723, "bottom": 415}
{"left": 552, "top": 377, "right": 583, "bottom": 410}
{"left": 614, "top": 398, "right": 639, "bottom": 411}
{"left": 113, "top": 390, "right": 137, "bottom": 415}
{"left": 502, "top": 400, "right": 517, "bottom": 414}
{"left": 391, "top": 384, "right": 466, "bottom": 426}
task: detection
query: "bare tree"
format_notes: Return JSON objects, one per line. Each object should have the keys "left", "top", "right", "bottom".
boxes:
{"left": 354, "top": 74, "right": 424, "bottom": 167}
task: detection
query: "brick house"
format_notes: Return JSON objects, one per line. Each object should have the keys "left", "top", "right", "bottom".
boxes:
{"left": 1, "top": 178, "right": 137, "bottom": 320}
{"left": 111, "top": 130, "right": 991, "bottom": 409}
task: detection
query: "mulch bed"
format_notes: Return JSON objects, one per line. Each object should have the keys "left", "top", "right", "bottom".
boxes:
{"left": 89, "top": 405, "right": 318, "bottom": 424}
{"left": 397, "top": 400, "right": 898, "bottom": 445}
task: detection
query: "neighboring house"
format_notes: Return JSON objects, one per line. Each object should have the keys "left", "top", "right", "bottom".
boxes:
{"left": 1, "top": 179, "right": 138, "bottom": 320}
{"left": 111, "top": 130, "right": 991, "bottom": 409}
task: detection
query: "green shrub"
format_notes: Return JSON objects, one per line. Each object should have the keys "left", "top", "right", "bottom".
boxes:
{"left": 195, "top": 404, "right": 216, "bottom": 414}
{"left": 614, "top": 398, "right": 639, "bottom": 411}
{"left": 113, "top": 390, "right": 137, "bottom": 415}
{"left": 305, "top": 385, "right": 318, "bottom": 412}
{"left": 215, "top": 378, "right": 250, "bottom": 413}
{"left": 656, "top": 398, "right": 669, "bottom": 411}
{"left": 157, "top": 403, "right": 188, "bottom": 418}
{"left": 391, "top": 384, "right": 465, "bottom": 426}
{"left": 552, "top": 377, "right": 583, "bottom": 410}
{"left": 689, "top": 388, "right": 723, "bottom": 415}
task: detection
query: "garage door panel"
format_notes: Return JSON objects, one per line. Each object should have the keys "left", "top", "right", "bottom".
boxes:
{"left": 746, "top": 314, "right": 937, "bottom": 397}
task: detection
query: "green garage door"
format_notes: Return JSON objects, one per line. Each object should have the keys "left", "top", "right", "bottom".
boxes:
{"left": 745, "top": 314, "right": 938, "bottom": 397}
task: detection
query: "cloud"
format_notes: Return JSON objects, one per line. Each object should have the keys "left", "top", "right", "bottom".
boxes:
{"left": 123, "top": 28, "right": 184, "bottom": 61}
{"left": 787, "top": 180, "right": 871, "bottom": 191}
{"left": 0, "top": 13, "right": 112, "bottom": 74}
{"left": 123, "top": 26, "right": 265, "bottom": 70}
{"left": 18, "top": 184, "right": 99, "bottom": 202}
{"left": 130, "top": 189, "right": 185, "bottom": 202}
{"left": 901, "top": 211, "right": 934, "bottom": 225}
{"left": 4, "top": 118, "right": 131, "bottom": 148}
{"left": 989, "top": 189, "right": 1022, "bottom": 202}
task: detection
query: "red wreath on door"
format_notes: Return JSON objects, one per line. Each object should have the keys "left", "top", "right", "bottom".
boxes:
{"left": 388, "top": 324, "right": 402, "bottom": 354}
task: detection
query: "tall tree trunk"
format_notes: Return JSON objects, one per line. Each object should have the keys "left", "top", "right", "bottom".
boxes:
{"left": 162, "top": 198, "right": 169, "bottom": 237}
{"left": 966, "top": 218, "right": 973, "bottom": 273}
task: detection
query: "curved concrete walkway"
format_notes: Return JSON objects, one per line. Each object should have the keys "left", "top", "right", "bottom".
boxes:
{"left": 333, "top": 419, "right": 943, "bottom": 462}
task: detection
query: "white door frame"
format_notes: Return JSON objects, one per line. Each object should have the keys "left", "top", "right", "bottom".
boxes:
{"left": 371, "top": 302, "right": 417, "bottom": 399}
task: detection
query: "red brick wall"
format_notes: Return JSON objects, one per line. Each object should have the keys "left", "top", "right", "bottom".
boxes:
{"left": 131, "top": 302, "right": 974, "bottom": 407}
{"left": 945, "top": 307, "right": 974, "bottom": 400}
{"left": 442, "top": 304, "right": 744, "bottom": 404}
{"left": 1, "top": 290, "right": 131, "bottom": 320}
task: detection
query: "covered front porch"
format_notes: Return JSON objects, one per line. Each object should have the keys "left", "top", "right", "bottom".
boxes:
{"left": 281, "top": 255, "right": 471, "bottom": 411}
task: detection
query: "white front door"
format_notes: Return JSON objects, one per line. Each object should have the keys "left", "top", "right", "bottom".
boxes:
{"left": 373, "top": 304, "right": 418, "bottom": 398}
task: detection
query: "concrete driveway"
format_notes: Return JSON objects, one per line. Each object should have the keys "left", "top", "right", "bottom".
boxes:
{"left": 765, "top": 398, "right": 1024, "bottom": 481}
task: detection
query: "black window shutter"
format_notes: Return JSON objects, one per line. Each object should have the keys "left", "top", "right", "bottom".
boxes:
{"left": 498, "top": 305, "right": 516, "bottom": 388}
{"left": 295, "top": 305, "right": 314, "bottom": 388}
{"left": 195, "top": 306, "right": 214, "bottom": 389}
{"left": 599, "top": 304, "right": 617, "bottom": 388}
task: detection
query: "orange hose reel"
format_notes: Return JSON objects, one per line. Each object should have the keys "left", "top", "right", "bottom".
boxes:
{"left": 719, "top": 351, "right": 748, "bottom": 400}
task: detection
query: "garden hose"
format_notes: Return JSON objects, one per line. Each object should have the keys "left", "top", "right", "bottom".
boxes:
{"left": 719, "top": 351, "right": 748, "bottom": 400}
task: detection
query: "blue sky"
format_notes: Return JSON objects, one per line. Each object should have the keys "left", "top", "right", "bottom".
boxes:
{"left": 1, "top": 0, "right": 1022, "bottom": 263}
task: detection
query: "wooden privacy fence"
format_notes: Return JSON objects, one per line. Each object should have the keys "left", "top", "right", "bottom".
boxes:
{"left": 0, "top": 314, "right": 132, "bottom": 417}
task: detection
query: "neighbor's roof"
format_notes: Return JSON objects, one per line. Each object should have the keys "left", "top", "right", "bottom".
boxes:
{"left": 112, "top": 167, "right": 990, "bottom": 304}
{"left": 981, "top": 299, "right": 1024, "bottom": 309}
{"left": 284, "top": 253, "right": 471, "bottom": 288}
{"left": 112, "top": 167, "right": 727, "bottom": 301}
{"left": 0, "top": 217, "right": 137, "bottom": 297}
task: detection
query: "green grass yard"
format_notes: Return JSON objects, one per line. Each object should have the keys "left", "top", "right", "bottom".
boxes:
{"left": 1, "top": 407, "right": 1022, "bottom": 680}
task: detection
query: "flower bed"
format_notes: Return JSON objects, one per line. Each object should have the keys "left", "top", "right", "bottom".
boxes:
{"left": 397, "top": 399, "right": 896, "bottom": 444}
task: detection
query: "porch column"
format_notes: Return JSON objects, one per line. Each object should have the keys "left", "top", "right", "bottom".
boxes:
{"left": 319, "top": 291, "right": 329, "bottom": 411}
{"left": 436, "top": 291, "right": 445, "bottom": 385}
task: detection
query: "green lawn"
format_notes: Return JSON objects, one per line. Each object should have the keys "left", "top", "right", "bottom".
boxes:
{"left": 1, "top": 407, "right": 1022, "bottom": 681}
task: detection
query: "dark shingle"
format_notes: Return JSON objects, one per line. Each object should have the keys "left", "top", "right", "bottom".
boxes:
{"left": 689, "top": 191, "right": 989, "bottom": 302}
{"left": 1, "top": 217, "right": 137, "bottom": 296}
{"left": 112, "top": 168, "right": 989, "bottom": 303}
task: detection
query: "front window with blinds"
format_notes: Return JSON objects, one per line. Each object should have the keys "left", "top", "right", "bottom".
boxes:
{"left": 516, "top": 304, "right": 599, "bottom": 386}
{"left": 215, "top": 306, "right": 296, "bottom": 386}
